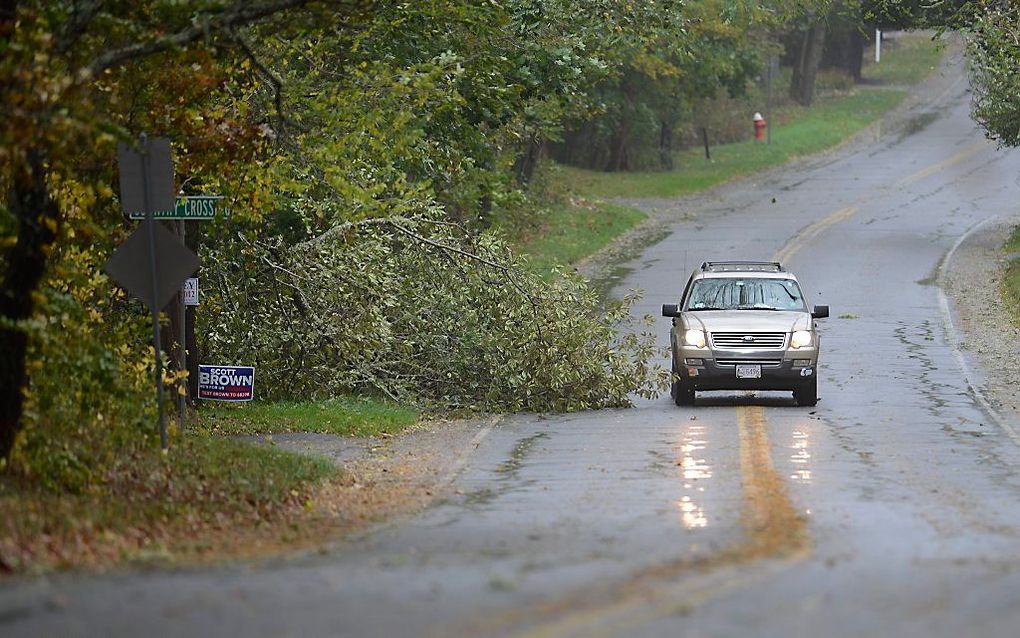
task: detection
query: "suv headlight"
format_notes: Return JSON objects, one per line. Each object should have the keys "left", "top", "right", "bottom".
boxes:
{"left": 790, "top": 330, "right": 812, "bottom": 349}
{"left": 684, "top": 329, "right": 707, "bottom": 348}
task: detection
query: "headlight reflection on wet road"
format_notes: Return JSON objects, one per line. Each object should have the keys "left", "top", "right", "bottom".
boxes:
{"left": 676, "top": 422, "right": 712, "bottom": 529}
{"left": 790, "top": 426, "right": 813, "bottom": 484}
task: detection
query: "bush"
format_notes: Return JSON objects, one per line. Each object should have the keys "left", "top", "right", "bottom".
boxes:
{"left": 7, "top": 247, "right": 155, "bottom": 493}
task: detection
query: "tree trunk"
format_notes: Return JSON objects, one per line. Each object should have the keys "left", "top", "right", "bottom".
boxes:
{"left": 512, "top": 135, "right": 543, "bottom": 187}
{"left": 0, "top": 152, "right": 60, "bottom": 461}
{"left": 658, "top": 119, "right": 674, "bottom": 171}
{"left": 820, "top": 6, "right": 865, "bottom": 83}
{"left": 790, "top": 20, "right": 827, "bottom": 106}
{"left": 0, "top": 2, "right": 15, "bottom": 40}
{"left": 606, "top": 123, "right": 631, "bottom": 172}
{"left": 848, "top": 29, "right": 864, "bottom": 82}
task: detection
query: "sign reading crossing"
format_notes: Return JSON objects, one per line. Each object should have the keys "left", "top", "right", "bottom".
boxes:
{"left": 198, "top": 365, "right": 255, "bottom": 402}
{"left": 127, "top": 195, "right": 223, "bottom": 220}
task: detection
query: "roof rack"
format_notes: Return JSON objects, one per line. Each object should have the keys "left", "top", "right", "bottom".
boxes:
{"left": 700, "top": 261, "right": 785, "bottom": 273}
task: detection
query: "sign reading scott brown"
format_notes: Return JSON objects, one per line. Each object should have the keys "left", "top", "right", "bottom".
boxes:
{"left": 198, "top": 365, "right": 255, "bottom": 401}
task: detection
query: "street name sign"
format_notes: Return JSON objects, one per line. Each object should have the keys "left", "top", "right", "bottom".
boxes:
{"left": 127, "top": 195, "right": 223, "bottom": 220}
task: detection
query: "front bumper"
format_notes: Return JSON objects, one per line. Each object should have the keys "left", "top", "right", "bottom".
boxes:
{"left": 676, "top": 348, "right": 818, "bottom": 391}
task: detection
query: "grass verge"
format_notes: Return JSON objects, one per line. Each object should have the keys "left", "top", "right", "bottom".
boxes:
{"left": 863, "top": 32, "right": 945, "bottom": 85}
{"left": 497, "top": 200, "right": 647, "bottom": 275}
{"left": 1, "top": 434, "right": 338, "bottom": 573}
{"left": 1, "top": 397, "right": 424, "bottom": 574}
{"left": 1002, "top": 225, "right": 1020, "bottom": 325}
{"left": 197, "top": 396, "right": 420, "bottom": 437}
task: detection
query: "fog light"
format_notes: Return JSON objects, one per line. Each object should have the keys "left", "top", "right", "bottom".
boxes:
{"left": 687, "top": 367, "right": 700, "bottom": 377}
{"left": 800, "top": 368, "right": 814, "bottom": 377}
{"left": 685, "top": 358, "right": 704, "bottom": 366}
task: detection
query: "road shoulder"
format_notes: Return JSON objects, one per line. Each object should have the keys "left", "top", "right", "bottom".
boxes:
{"left": 240, "top": 415, "right": 497, "bottom": 553}
{"left": 942, "top": 217, "right": 1020, "bottom": 425}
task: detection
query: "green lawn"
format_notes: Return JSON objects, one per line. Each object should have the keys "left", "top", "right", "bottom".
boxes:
{"left": 197, "top": 395, "right": 421, "bottom": 437}
{"left": 862, "top": 32, "right": 945, "bottom": 85}
{"left": 550, "top": 89, "right": 907, "bottom": 201}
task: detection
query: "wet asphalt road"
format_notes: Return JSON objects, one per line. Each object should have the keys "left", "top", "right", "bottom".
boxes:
{"left": 8, "top": 50, "right": 1020, "bottom": 638}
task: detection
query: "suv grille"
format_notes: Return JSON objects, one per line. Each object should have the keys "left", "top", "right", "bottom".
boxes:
{"left": 716, "top": 358, "right": 783, "bottom": 368}
{"left": 711, "top": 332, "right": 787, "bottom": 350}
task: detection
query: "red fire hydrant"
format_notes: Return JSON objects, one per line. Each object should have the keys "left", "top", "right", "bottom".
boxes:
{"left": 753, "top": 112, "right": 766, "bottom": 142}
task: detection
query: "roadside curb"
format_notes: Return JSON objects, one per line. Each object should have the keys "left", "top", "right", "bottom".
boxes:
{"left": 936, "top": 215, "right": 1020, "bottom": 447}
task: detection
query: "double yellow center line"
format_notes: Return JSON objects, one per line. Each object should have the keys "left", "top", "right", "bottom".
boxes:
{"left": 735, "top": 405, "right": 810, "bottom": 559}
{"left": 775, "top": 139, "right": 987, "bottom": 265}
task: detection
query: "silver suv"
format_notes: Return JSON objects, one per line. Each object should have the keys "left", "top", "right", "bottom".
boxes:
{"left": 661, "top": 261, "right": 828, "bottom": 407}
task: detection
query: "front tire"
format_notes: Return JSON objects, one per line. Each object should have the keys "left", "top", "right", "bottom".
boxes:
{"left": 672, "top": 378, "right": 696, "bottom": 406}
{"left": 794, "top": 379, "right": 818, "bottom": 407}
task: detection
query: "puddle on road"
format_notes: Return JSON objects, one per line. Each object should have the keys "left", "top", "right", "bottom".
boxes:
{"left": 496, "top": 432, "right": 548, "bottom": 477}
{"left": 679, "top": 425, "right": 712, "bottom": 482}
{"left": 894, "top": 320, "right": 946, "bottom": 412}
{"left": 897, "top": 111, "right": 940, "bottom": 142}
{"left": 587, "top": 226, "right": 672, "bottom": 301}
{"left": 463, "top": 432, "right": 549, "bottom": 507}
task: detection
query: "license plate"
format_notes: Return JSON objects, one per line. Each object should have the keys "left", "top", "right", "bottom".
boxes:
{"left": 736, "top": 365, "right": 762, "bottom": 379}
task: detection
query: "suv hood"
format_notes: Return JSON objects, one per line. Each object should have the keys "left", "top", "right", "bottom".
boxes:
{"left": 683, "top": 310, "right": 810, "bottom": 333}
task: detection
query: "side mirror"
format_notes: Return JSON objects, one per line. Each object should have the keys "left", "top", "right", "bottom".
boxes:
{"left": 662, "top": 304, "right": 681, "bottom": 317}
{"left": 812, "top": 305, "right": 829, "bottom": 319}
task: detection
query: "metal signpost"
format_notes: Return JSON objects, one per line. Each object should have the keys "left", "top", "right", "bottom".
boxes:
{"left": 178, "top": 276, "right": 198, "bottom": 429}
{"left": 169, "top": 210, "right": 220, "bottom": 429}
{"left": 107, "top": 135, "right": 223, "bottom": 445}
{"left": 107, "top": 134, "right": 199, "bottom": 450}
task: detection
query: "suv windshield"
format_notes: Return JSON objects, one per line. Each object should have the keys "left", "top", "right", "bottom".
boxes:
{"left": 686, "top": 277, "right": 807, "bottom": 311}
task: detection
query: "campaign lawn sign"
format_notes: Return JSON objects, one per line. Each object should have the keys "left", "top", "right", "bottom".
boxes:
{"left": 198, "top": 365, "right": 255, "bottom": 401}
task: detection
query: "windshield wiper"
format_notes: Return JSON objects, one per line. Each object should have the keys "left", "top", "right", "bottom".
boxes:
{"left": 688, "top": 306, "right": 726, "bottom": 311}
{"left": 736, "top": 305, "right": 780, "bottom": 311}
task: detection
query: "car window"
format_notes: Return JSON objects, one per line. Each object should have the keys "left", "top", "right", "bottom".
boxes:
{"left": 685, "top": 278, "right": 806, "bottom": 311}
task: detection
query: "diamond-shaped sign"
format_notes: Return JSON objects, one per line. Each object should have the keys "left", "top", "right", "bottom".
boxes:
{"left": 104, "top": 219, "right": 200, "bottom": 312}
